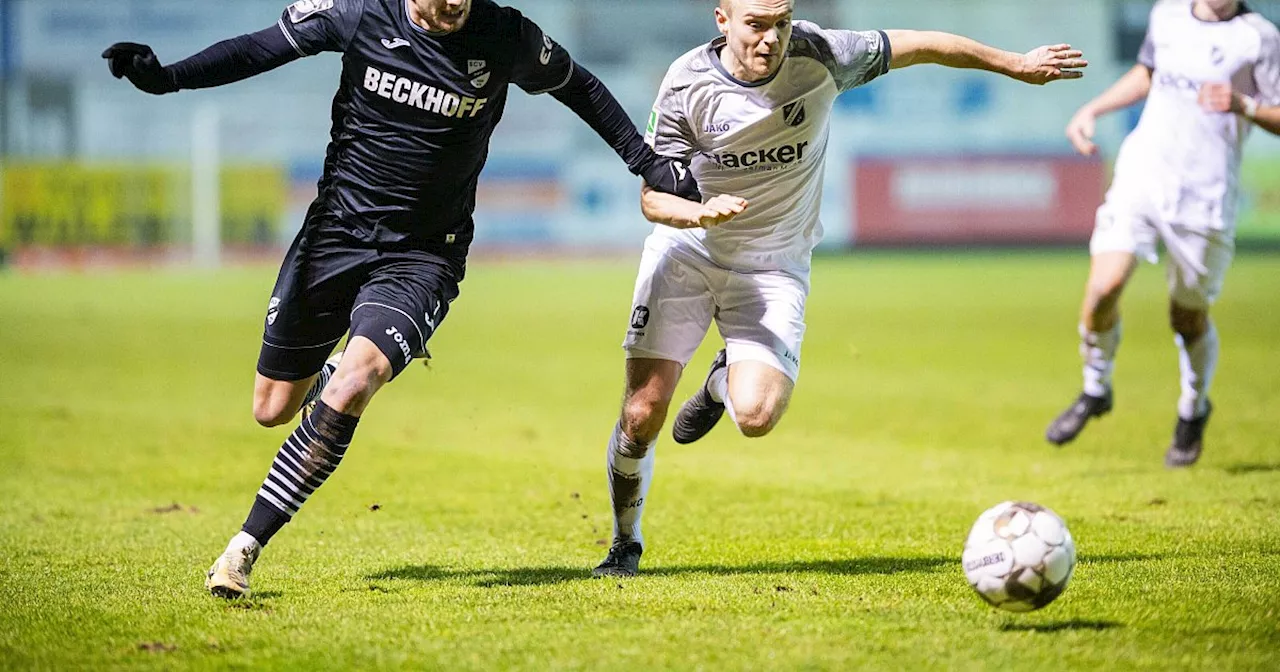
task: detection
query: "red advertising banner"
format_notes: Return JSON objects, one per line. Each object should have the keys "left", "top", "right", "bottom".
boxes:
{"left": 852, "top": 156, "right": 1106, "bottom": 245}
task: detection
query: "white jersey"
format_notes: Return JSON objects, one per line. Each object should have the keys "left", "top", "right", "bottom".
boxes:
{"left": 1111, "top": 0, "right": 1280, "bottom": 231}
{"left": 644, "top": 21, "right": 890, "bottom": 275}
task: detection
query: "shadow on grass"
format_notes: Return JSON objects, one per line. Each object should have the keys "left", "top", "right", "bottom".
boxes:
{"left": 367, "top": 555, "right": 953, "bottom": 587}
{"left": 1223, "top": 463, "right": 1280, "bottom": 475}
{"left": 1000, "top": 619, "right": 1123, "bottom": 633}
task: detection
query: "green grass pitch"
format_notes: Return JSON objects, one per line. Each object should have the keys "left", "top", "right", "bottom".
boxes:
{"left": 1, "top": 252, "right": 1278, "bottom": 670}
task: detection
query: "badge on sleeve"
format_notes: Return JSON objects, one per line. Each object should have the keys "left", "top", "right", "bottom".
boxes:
{"left": 288, "top": 0, "right": 335, "bottom": 23}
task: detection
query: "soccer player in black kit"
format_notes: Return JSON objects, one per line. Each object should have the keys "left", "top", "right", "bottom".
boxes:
{"left": 103, "top": 0, "right": 701, "bottom": 598}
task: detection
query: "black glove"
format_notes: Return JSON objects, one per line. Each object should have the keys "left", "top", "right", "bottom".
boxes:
{"left": 637, "top": 155, "right": 702, "bottom": 202}
{"left": 102, "top": 42, "right": 177, "bottom": 95}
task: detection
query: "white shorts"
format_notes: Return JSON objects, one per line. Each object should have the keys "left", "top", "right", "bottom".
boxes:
{"left": 622, "top": 236, "right": 808, "bottom": 381}
{"left": 1090, "top": 196, "right": 1235, "bottom": 310}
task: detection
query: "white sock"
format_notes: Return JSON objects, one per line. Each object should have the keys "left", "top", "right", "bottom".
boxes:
{"left": 707, "top": 366, "right": 728, "bottom": 403}
{"left": 1080, "top": 323, "right": 1121, "bottom": 397}
{"left": 706, "top": 365, "right": 739, "bottom": 425}
{"left": 226, "top": 530, "right": 261, "bottom": 553}
{"left": 1176, "top": 322, "right": 1218, "bottom": 420}
{"left": 606, "top": 424, "right": 656, "bottom": 545}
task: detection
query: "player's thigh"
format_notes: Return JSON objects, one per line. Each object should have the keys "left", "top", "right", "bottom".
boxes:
{"left": 1088, "top": 203, "right": 1152, "bottom": 296}
{"left": 714, "top": 269, "right": 807, "bottom": 383}
{"left": 622, "top": 240, "right": 716, "bottom": 368}
{"left": 1085, "top": 252, "right": 1139, "bottom": 301}
{"left": 258, "top": 225, "right": 364, "bottom": 383}
{"left": 1162, "top": 225, "right": 1235, "bottom": 311}
{"left": 726, "top": 359, "right": 795, "bottom": 428}
{"left": 351, "top": 251, "right": 463, "bottom": 381}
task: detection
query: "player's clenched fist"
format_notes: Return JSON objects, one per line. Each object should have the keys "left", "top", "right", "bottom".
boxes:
{"left": 1017, "top": 44, "right": 1088, "bottom": 85}
{"left": 1198, "top": 82, "right": 1240, "bottom": 114}
{"left": 102, "top": 42, "right": 177, "bottom": 95}
{"left": 694, "top": 195, "right": 749, "bottom": 229}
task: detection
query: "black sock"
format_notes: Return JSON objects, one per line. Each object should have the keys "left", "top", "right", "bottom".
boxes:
{"left": 241, "top": 400, "right": 360, "bottom": 545}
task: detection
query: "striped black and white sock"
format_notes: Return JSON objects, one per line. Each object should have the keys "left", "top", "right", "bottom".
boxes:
{"left": 240, "top": 400, "right": 360, "bottom": 545}
{"left": 299, "top": 357, "right": 340, "bottom": 411}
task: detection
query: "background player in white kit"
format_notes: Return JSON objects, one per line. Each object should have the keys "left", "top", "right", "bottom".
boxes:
{"left": 1046, "top": 0, "right": 1280, "bottom": 468}
{"left": 592, "top": 0, "right": 1089, "bottom": 577}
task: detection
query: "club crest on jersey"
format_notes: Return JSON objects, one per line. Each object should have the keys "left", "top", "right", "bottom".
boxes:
{"left": 287, "top": 0, "right": 333, "bottom": 23}
{"left": 1210, "top": 45, "right": 1225, "bottom": 65}
{"left": 466, "top": 60, "right": 490, "bottom": 88}
{"left": 782, "top": 99, "right": 807, "bottom": 127}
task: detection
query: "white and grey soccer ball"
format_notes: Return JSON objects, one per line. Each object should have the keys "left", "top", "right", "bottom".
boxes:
{"left": 962, "top": 501, "right": 1076, "bottom": 612}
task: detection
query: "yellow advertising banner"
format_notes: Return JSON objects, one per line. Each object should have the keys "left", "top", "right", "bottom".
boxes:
{"left": 0, "top": 163, "right": 286, "bottom": 249}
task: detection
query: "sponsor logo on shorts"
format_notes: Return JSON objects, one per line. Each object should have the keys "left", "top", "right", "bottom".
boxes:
{"left": 630, "top": 305, "right": 650, "bottom": 329}
{"left": 385, "top": 326, "right": 413, "bottom": 365}
{"left": 782, "top": 349, "right": 799, "bottom": 366}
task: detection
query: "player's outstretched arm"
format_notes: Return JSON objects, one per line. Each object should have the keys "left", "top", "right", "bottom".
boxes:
{"left": 508, "top": 15, "right": 701, "bottom": 201}
{"left": 1199, "top": 83, "right": 1280, "bottom": 137}
{"left": 884, "top": 31, "right": 1087, "bottom": 85}
{"left": 640, "top": 186, "right": 747, "bottom": 230}
{"left": 103, "top": 26, "right": 302, "bottom": 94}
{"left": 1065, "top": 64, "right": 1153, "bottom": 156}
{"left": 546, "top": 64, "right": 702, "bottom": 201}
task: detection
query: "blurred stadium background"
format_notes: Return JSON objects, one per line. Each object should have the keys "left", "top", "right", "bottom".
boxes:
{"left": 4, "top": 4, "right": 1280, "bottom": 667}
{"left": 5, "top": 0, "right": 1280, "bottom": 267}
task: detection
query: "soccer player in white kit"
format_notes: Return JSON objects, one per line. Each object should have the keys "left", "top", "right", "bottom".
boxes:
{"left": 1045, "top": 0, "right": 1280, "bottom": 468}
{"left": 592, "top": 0, "right": 1089, "bottom": 577}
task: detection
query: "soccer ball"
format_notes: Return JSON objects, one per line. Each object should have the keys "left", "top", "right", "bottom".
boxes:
{"left": 962, "top": 501, "right": 1076, "bottom": 612}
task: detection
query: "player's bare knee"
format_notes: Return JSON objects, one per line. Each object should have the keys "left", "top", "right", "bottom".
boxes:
{"left": 252, "top": 385, "right": 299, "bottom": 427}
{"left": 736, "top": 413, "right": 777, "bottom": 438}
{"left": 1169, "top": 303, "right": 1209, "bottom": 340}
{"left": 252, "top": 401, "right": 294, "bottom": 427}
{"left": 1085, "top": 280, "right": 1125, "bottom": 315}
{"left": 322, "top": 358, "right": 390, "bottom": 414}
{"left": 621, "top": 393, "right": 668, "bottom": 444}
{"left": 733, "top": 403, "right": 780, "bottom": 438}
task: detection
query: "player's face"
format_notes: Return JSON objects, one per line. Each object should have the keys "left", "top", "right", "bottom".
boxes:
{"left": 1196, "top": 0, "right": 1241, "bottom": 18}
{"left": 715, "top": 0, "right": 794, "bottom": 82}
{"left": 414, "top": 0, "right": 472, "bottom": 34}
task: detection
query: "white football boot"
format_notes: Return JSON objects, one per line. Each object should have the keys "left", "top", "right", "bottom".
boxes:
{"left": 205, "top": 531, "right": 262, "bottom": 599}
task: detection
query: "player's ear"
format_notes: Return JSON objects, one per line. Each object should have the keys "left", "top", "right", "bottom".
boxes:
{"left": 714, "top": 5, "right": 731, "bottom": 38}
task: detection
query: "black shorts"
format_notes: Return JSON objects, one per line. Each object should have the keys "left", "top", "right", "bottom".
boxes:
{"left": 257, "top": 219, "right": 466, "bottom": 382}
